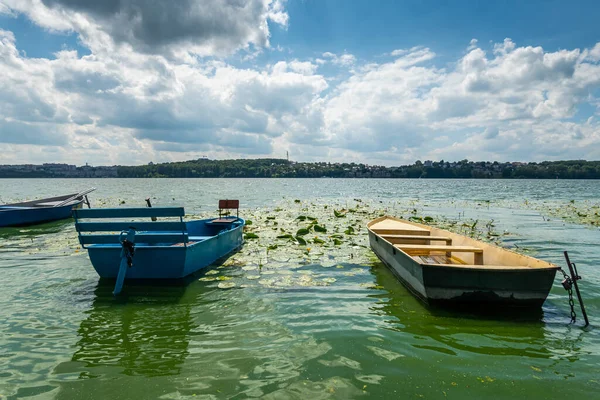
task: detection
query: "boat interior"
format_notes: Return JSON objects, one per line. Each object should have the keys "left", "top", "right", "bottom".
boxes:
{"left": 368, "top": 217, "right": 557, "bottom": 270}
{"left": 74, "top": 206, "right": 244, "bottom": 249}
{"left": 174, "top": 218, "right": 242, "bottom": 246}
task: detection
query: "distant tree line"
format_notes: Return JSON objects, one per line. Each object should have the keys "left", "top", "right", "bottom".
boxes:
{"left": 115, "top": 159, "right": 600, "bottom": 179}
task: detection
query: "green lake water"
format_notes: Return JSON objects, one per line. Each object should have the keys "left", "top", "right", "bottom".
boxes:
{"left": 1, "top": 178, "right": 599, "bottom": 399}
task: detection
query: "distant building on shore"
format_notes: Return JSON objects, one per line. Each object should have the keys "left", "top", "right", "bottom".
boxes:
{"left": 0, "top": 163, "right": 118, "bottom": 178}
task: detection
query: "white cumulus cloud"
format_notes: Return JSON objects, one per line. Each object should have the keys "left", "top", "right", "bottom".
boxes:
{"left": 0, "top": 6, "right": 600, "bottom": 166}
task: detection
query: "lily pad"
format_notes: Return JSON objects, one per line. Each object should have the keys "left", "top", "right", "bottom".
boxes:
{"left": 314, "top": 225, "right": 327, "bottom": 233}
{"left": 296, "top": 228, "right": 310, "bottom": 236}
{"left": 218, "top": 282, "right": 236, "bottom": 289}
{"left": 334, "top": 210, "right": 346, "bottom": 218}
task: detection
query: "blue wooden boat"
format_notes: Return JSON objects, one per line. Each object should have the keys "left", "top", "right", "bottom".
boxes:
{"left": 0, "top": 188, "right": 95, "bottom": 227}
{"left": 73, "top": 200, "right": 244, "bottom": 294}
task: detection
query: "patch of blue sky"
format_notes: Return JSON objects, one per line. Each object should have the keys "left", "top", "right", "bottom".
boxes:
{"left": 272, "top": 0, "right": 600, "bottom": 62}
{"left": 567, "top": 93, "right": 600, "bottom": 123}
{"left": 0, "top": 13, "right": 90, "bottom": 59}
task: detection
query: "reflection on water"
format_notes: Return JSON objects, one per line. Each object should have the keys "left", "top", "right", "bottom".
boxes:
{"left": 363, "top": 262, "right": 600, "bottom": 398}
{"left": 51, "top": 281, "right": 199, "bottom": 399}
{"left": 1, "top": 179, "right": 600, "bottom": 399}
{"left": 0, "top": 219, "right": 72, "bottom": 238}
{"left": 69, "top": 282, "right": 194, "bottom": 377}
{"left": 370, "top": 262, "right": 553, "bottom": 358}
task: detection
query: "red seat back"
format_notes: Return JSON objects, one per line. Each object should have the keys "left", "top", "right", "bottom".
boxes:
{"left": 218, "top": 200, "right": 239, "bottom": 209}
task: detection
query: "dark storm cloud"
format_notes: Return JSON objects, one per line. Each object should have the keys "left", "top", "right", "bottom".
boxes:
{"left": 41, "top": 0, "right": 272, "bottom": 54}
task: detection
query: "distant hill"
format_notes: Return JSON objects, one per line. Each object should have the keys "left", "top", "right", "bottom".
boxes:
{"left": 117, "top": 158, "right": 600, "bottom": 179}
{"left": 2, "top": 159, "right": 600, "bottom": 179}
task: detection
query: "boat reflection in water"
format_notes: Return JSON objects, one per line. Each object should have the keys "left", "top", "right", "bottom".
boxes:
{"left": 353, "top": 262, "right": 594, "bottom": 398}
{"left": 53, "top": 279, "right": 203, "bottom": 398}
{"left": 369, "top": 260, "right": 558, "bottom": 359}
{"left": 0, "top": 218, "right": 72, "bottom": 240}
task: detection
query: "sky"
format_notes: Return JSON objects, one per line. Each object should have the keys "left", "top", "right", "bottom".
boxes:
{"left": 0, "top": 0, "right": 599, "bottom": 166}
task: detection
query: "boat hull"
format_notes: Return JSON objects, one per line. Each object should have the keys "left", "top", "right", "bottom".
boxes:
{"left": 369, "top": 230, "right": 556, "bottom": 308}
{"left": 0, "top": 202, "right": 82, "bottom": 227}
{"left": 87, "top": 222, "right": 244, "bottom": 280}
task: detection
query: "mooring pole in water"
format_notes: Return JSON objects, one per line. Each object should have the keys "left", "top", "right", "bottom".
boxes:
{"left": 145, "top": 198, "right": 157, "bottom": 221}
{"left": 564, "top": 251, "right": 589, "bottom": 327}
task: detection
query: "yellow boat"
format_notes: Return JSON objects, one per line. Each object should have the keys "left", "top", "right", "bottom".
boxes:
{"left": 367, "top": 216, "right": 559, "bottom": 308}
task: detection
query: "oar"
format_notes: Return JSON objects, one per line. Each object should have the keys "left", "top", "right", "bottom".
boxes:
{"left": 54, "top": 187, "right": 96, "bottom": 208}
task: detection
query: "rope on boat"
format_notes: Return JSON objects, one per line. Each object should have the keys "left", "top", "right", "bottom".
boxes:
{"left": 121, "top": 237, "right": 136, "bottom": 268}
{"left": 560, "top": 251, "right": 590, "bottom": 327}
{"left": 113, "top": 229, "right": 136, "bottom": 295}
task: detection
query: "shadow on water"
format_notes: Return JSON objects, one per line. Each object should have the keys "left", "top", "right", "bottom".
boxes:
{"left": 371, "top": 260, "right": 545, "bottom": 323}
{"left": 50, "top": 278, "right": 213, "bottom": 399}
{"left": 0, "top": 218, "right": 73, "bottom": 239}
{"left": 59, "top": 279, "right": 201, "bottom": 375}
{"left": 368, "top": 261, "right": 561, "bottom": 359}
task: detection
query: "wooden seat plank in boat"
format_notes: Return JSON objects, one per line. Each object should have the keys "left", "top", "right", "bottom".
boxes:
{"left": 395, "top": 244, "right": 483, "bottom": 265}
{"left": 429, "top": 263, "right": 537, "bottom": 270}
{"left": 395, "top": 244, "right": 483, "bottom": 252}
{"left": 382, "top": 234, "right": 452, "bottom": 244}
{"left": 414, "top": 255, "right": 465, "bottom": 264}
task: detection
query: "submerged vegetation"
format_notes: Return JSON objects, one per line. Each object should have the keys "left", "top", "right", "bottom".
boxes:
{"left": 1, "top": 196, "right": 518, "bottom": 290}
{"left": 206, "top": 199, "right": 512, "bottom": 289}
{"left": 535, "top": 200, "right": 600, "bottom": 227}
{"left": 6, "top": 192, "right": 599, "bottom": 292}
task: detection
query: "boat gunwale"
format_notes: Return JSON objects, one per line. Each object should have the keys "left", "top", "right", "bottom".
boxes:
{"left": 82, "top": 217, "right": 245, "bottom": 249}
{"left": 367, "top": 215, "right": 559, "bottom": 272}
{"left": 1, "top": 193, "right": 83, "bottom": 208}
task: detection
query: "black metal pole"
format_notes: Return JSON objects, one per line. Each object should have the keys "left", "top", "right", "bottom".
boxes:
{"left": 145, "top": 198, "right": 157, "bottom": 221}
{"left": 564, "top": 251, "right": 589, "bottom": 327}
